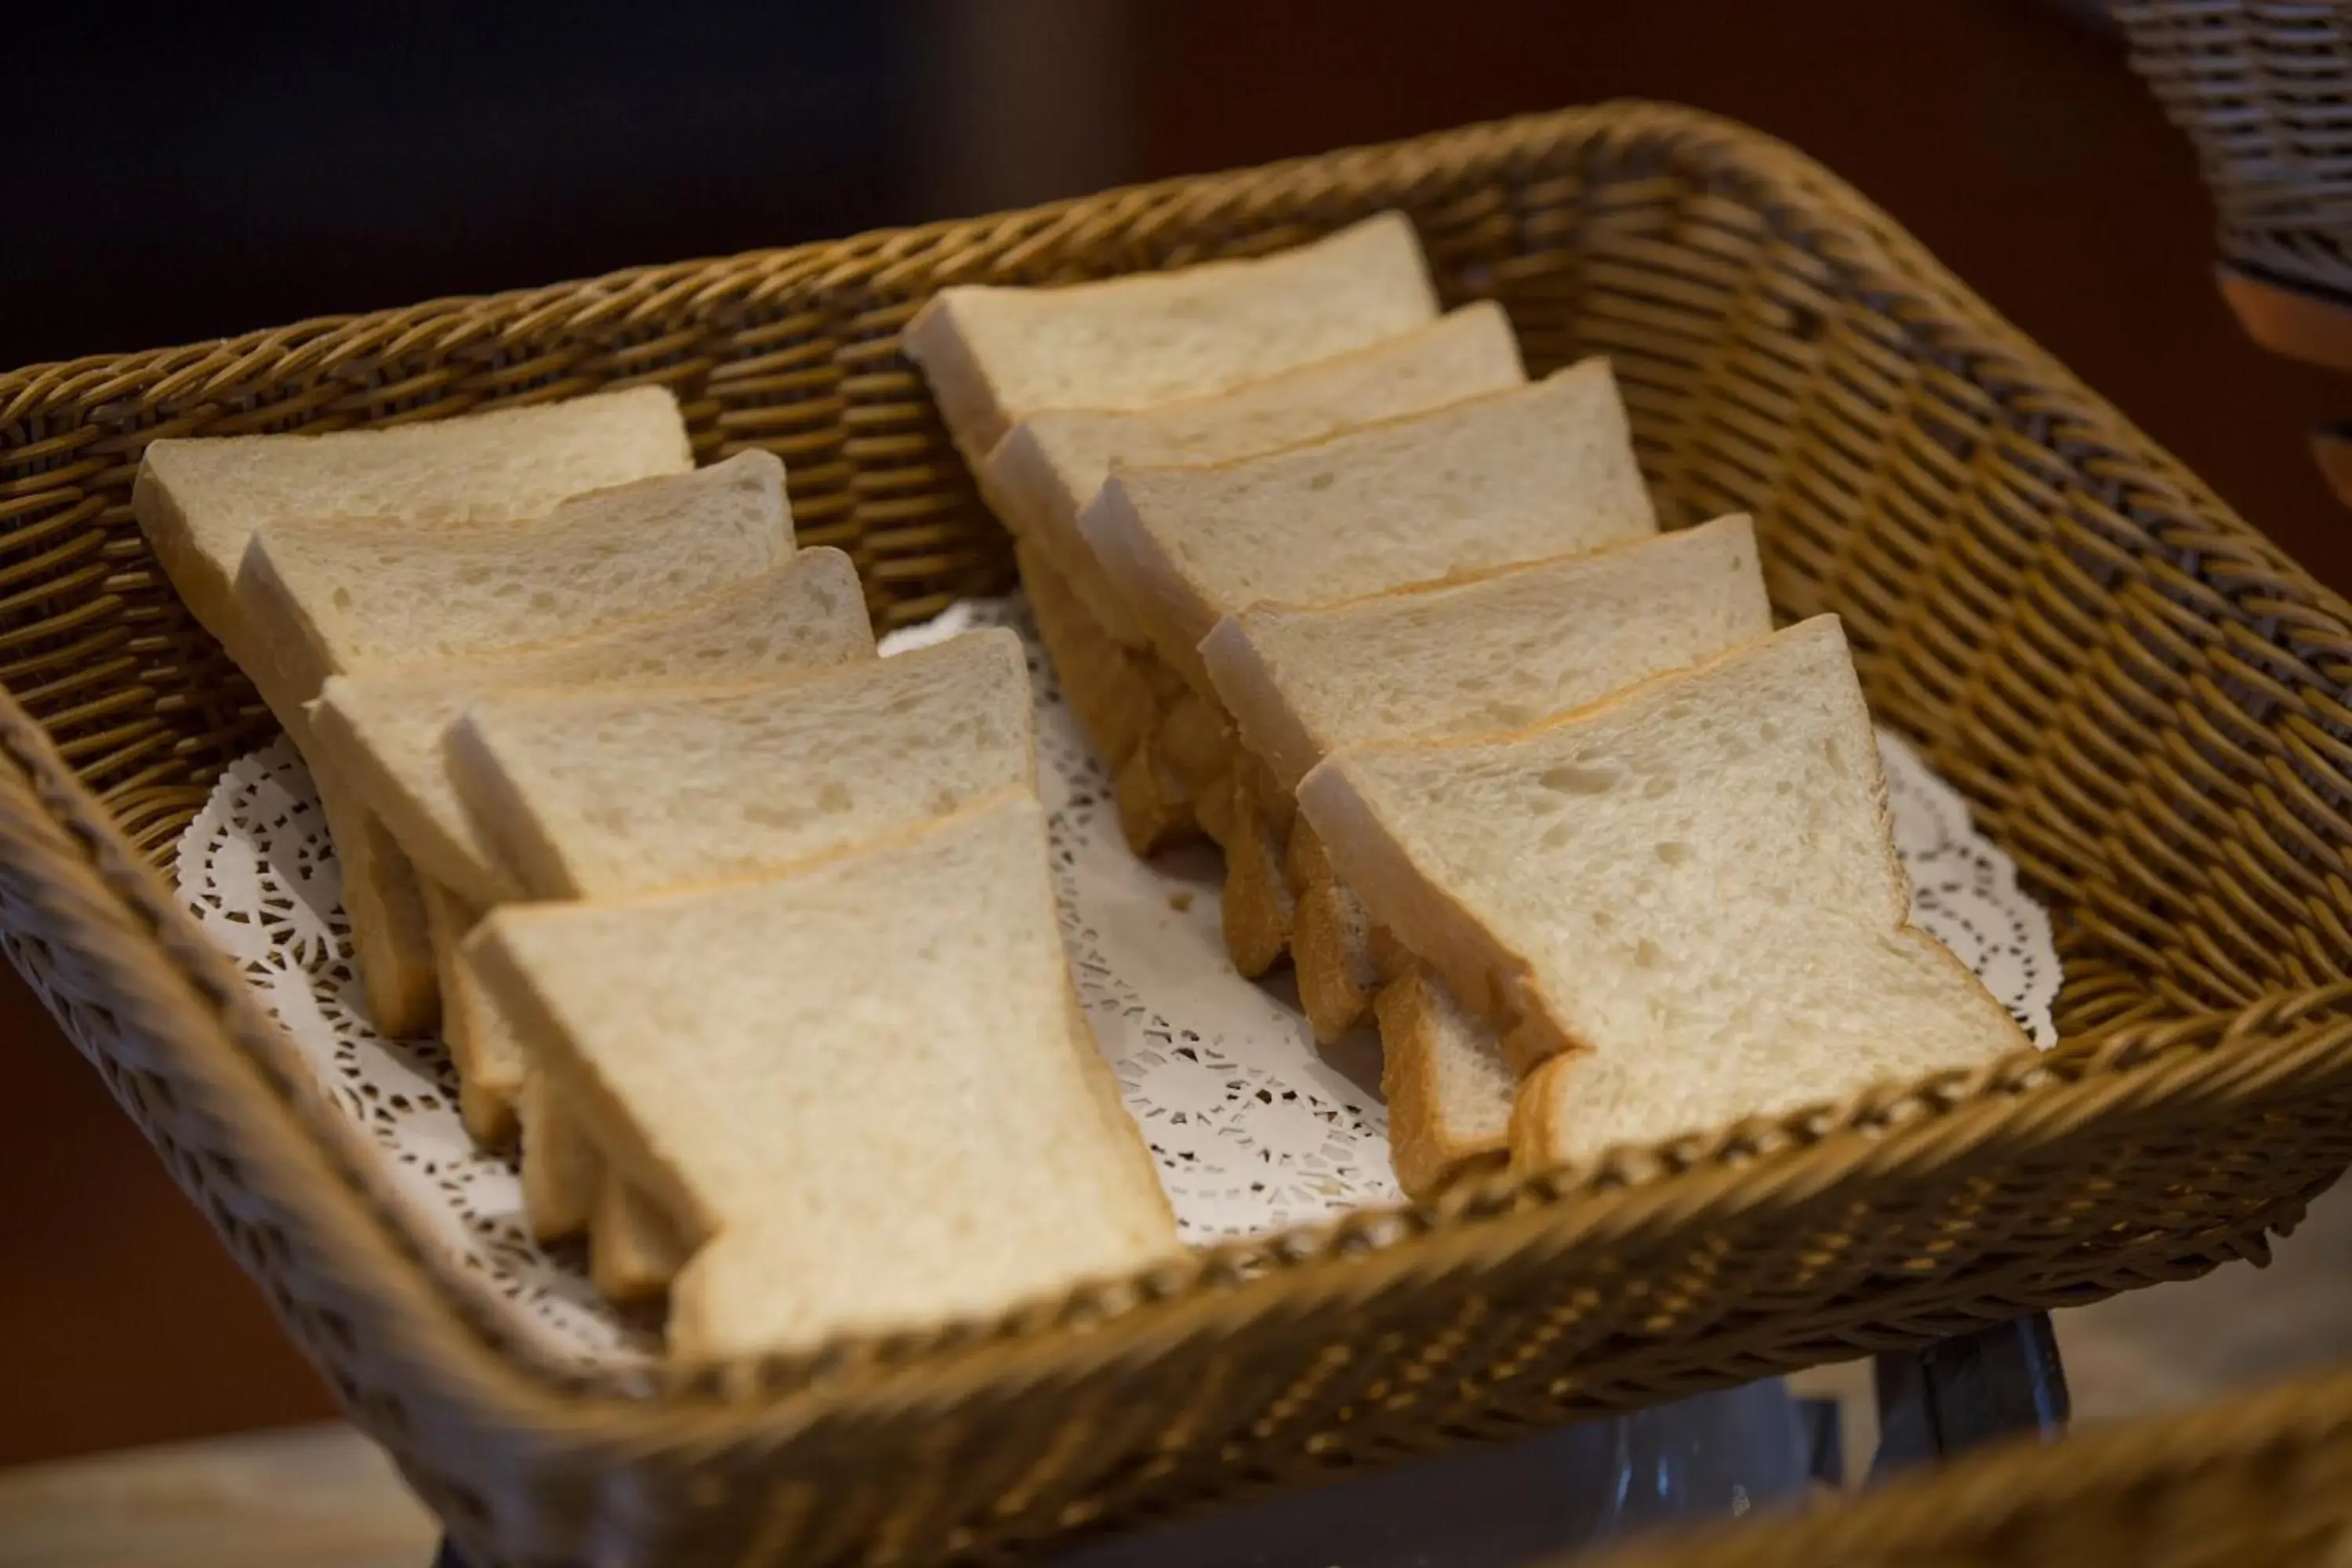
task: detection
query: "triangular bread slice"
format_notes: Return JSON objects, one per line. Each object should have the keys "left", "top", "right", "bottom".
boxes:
{"left": 983, "top": 302, "right": 1525, "bottom": 652}
{"left": 131, "top": 386, "right": 692, "bottom": 1037}
{"left": 445, "top": 629, "right": 1034, "bottom": 1247}
{"left": 593, "top": 1171, "right": 691, "bottom": 1305}
{"left": 445, "top": 628, "right": 1034, "bottom": 901}
{"left": 902, "top": 211, "right": 1439, "bottom": 459}
{"left": 1254, "top": 521, "right": 1770, "bottom": 1041}
{"left": 326, "top": 550, "right": 869, "bottom": 1161}
{"left": 309, "top": 548, "right": 875, "bottom": 911}
{"left": 516, "top": 1064, "right": 601, "bottom": 1241}
{"left": 1374, "top": 968, "right": 1516, "bottom": 1196}
{"left": 1081, "top": 358, "right": 1657, "bottom": 696}
{"left": 1298, "top": 615, "right": 2031, "bottom": 1174}
{"left": 464, "top": 793, "right": 1179, "bottom": 1359}
{"left": 416, "top": 880, "right": 517, "bottom": 1145}
{"left": 321, "top": 782, "right": 441, "bottom": 1037}
{"left": 1202, "top": 517, "right": 1775, "bottom": 1192}
{"left": 1201, "top": 517, "right": 1773, "bottom": 798}
{"left": 1018, "top": 536, "right": 1163, "bottom": 771}
{"left": 132, "top": 385, "right": 691, "bottom": 665}
{"left": 234, "top": 449, "right": 790, "bottom": 1034}
{"left": 422, "top": 882, "right": 640, "bottom": 1259}
{"left": 237, "top": 450, "right": 793, "bottom": 715}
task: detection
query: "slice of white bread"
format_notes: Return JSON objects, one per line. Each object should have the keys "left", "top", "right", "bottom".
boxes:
{"left": 1288, "top": 524, "right": 1769, "bottom": 1042}
{"left": 983, "top": 303, "right": 1526, "bottom": 651}
{"left": 238, "top": 450, "right": 793, "bottom": 716}
{"left": 1203, "top": 518, "right": 1774, "bottom": 1190}
{"left": 1297, "top": 615, "right": 2031, "bottom": 1173}
{"left": 1081, "top": 358, "right": 1657, "bottom": 695}
{"left": 132, "top": 386, "right": 692, "bottom": 659}
{"left": 594, "top": 1172, "right": 691, "bottom": 1304}
{"left": 1375, "top": 968, "right": 1514, "bottom": 1197}
{"left": 449, "top": 629, "right": 1030, "bottom": 1246}
{"left": 902, "top": 211, "right": 1439, "bottom": 459}
{"left": 446, "top": 628, "right": 1034, "bottom": 901}
{"left": 1202, "top": 516, "right": 1771, "bottom": 797}
{"left": 422, "top": 885, "right": 644, "bottom": 1257}
{"left": 517, "top": 1067, "right": 600, "bottom": 1241}
{"left": 131, "top": 386, "right": 693, "bottom": 1038}
{"left": 1018, "top": 536, "right": 1162, "bottom": 770}
{"left": 240, "top": 450, "right": 790, "bottom": 1033}
{"left": 416, "top": 880, "right": 514, "bottom": 1144}
{"left": 325, "top": 786, "right": 441, "bottom": 1037}
{"left": 463, "top": 793, "right": 1180, "bottom": 1359}
{"left": 309, "top": 548, "right": 876, "bottom": 911}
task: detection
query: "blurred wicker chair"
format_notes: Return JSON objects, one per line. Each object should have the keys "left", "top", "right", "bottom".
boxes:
{"left": 2122, "top": 1, "right": 2352, "bottom": 500}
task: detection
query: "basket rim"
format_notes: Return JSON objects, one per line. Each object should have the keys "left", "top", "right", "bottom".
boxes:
{"left": 9, "top": 98, "right": 2352, "bottom": 1427}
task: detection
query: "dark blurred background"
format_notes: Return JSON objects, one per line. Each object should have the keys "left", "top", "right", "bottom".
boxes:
{"left": 9, "top": 0, "right": 2352, "bottom": 1468}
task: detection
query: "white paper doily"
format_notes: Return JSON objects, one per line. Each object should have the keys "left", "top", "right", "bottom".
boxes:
{"left": 174, "top": 597, "right": 2060, "bottom": 1369}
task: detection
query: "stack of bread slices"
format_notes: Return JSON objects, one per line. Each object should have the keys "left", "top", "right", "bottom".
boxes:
{"left": 135, "top": 395, "right": 1177, "bottom": 1358}
{"left": 131, "top": 212, "right": 2033, "bottom": 1357}
{"left": 908, "top": 212, "right": 2031, "bottom": 1200}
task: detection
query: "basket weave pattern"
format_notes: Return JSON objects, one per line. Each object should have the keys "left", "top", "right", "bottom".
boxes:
{"left": 2122, "top": 0, "right": 2352, "bottom": 298}
{"left": 8, "top": 102, "right": 2352, "bottom": 1565}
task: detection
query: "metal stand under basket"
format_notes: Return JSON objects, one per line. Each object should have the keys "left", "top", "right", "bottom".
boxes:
{"left": 430, "top": 1315, "right": 2068, "bottom": 1567}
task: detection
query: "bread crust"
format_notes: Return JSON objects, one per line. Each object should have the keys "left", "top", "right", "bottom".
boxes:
{"left": 1311, "top": 616, "right": 2034, "bottom": 1178}
{"left": 1378, "top": 968, "right": 1511, "bottom": 1199}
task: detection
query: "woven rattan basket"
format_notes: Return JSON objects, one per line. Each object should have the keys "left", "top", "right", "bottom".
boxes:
{"left": 9, "top": 101, "right": 2352, "bottom": 1566}
{"left": 1581, "top": 1364, "right": 2352, "bottom": 1568}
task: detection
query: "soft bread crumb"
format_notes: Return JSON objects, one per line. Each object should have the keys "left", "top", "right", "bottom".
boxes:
{"left": 1302, "top": 615, "right": 2031, "bottom": 1175}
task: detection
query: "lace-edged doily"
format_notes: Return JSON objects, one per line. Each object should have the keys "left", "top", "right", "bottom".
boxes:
{"left": 175, "top": 742, "right": 647, "bottom": 1365}
{"left": 174, "top": 597, "right": 2060, "bottom": 1368}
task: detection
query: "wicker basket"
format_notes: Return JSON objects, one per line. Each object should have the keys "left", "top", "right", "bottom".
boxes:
{"left": 1582, "top": 1364, "right": 2352, "bottom": 1568}
{"left": 9, "top": 100, "right": 2352, "bottom": 1566}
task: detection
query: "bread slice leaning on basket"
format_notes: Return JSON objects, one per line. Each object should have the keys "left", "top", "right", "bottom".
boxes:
{"left": 131, "top": 385, "right": 694, "bottom": 1036}
{"left": 233, "top": 449, "right": 791, "bottom": 1036}
{"left": 904, "top": 212, "right": 1475, "bottom": 844}
{"left": 308, "top": 549, "right": 877, "bottom": 915}
{"left": 985, "top": 304, "right": 1526, "bottom": 820}
{"left": 441, "top": 630, "right": 1040, "bottom": 1285}
{"left": 1198, "top": 516, "right": 1773, "bottom": 1193}
{"left": 465, "top": 791, "right": 1180, "bottom": 1360}
{"left": 904, "top": 211, "right": 1440, "bottom": 461}
{"left": 307, "top": 548, "right": 877, "bottom": 1145}
{"left": 1297, "top": 615, "right": 2033, "bottom": 1178}
{"left": 1081, "top": 358, "right": 1659, "bottom": 978}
